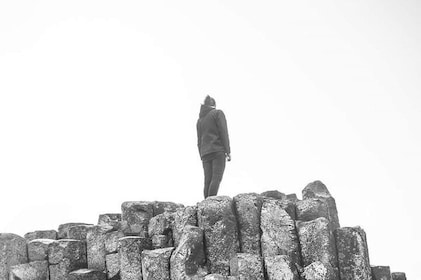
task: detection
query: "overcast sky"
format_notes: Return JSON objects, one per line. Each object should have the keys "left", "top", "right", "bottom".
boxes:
{"left": 1, "top": 1, "right": 420, "bottom": 278}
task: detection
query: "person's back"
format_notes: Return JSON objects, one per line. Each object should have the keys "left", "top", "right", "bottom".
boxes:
{"left": 197, "top": 95, "right": 231, "bottom": 198}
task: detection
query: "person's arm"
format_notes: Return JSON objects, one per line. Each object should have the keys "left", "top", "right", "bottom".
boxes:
{"left": 216, "top": 110, "right": 231, "bottom": 160}
{"left": 196, "top": 120, "right": 201, "bottom": 155}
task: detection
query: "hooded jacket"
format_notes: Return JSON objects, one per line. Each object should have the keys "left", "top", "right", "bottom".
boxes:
{"left": 197, "top": 104, "right": 231, "bottom": 159}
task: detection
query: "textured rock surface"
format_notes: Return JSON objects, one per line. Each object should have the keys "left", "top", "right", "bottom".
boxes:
{"left": 141, "top": 247, "right": 174, "bottom": 280}
{"left": 233, "top": 193, "right": 262, "bottom": 254}
{"left": 260, "top": 199, "right": 301, "bottom": 268}
{"left": 24, "top": 230, "right": 57, "bottom": 241}
{"left": 296, "top": 198, "right": 330, "bottom": 223}
{"left": 198, "top": 196, "right": 240, "bottom": 275}
{"left": 68, "top": 269, "right": 106, "bottom": 280}
{"left": 121, "top": 201, "right": 154, "bottom": 237}
{"left": 230, "top": 253, "right": 264, "bottom": 280}
{"left": 48, "top": 239, "right": 87, "bottom": 278}
{"left": 148, "top": 213, "right": 171, "bottom": 236}
{"left": 87, "top": 225, "right": 114, "bottom": 271}
{"left": 301, "top": 181, "right": 340, "bottom": 231}
{"left": 152, "top": 201, "right": 184, "bottom": 216}
{"left": 98, "top": 214, "right": 121, "bottom": 230}
{"left": 301, "top": 261, "right": 337, "bottom": 280}
{"left": 391, "top": 272, "right": 406, "bottom": 280}
{"left": 170, "top": 225, "right": 207, "bottom": 279}
{"left": 0, "top": 233, "right": 28, "bottom": 280}
{"left": 105, "top": 253, "right": 120, "bottom": 280}
{"left": 172, "top": 206, "right": 197, "bottom": 247}
{"left": 68, "top": 224, "right": 94, "bottom": 241}
{"left": 296, "top": 217, "right": 337, "bottom": 270}
{"left": 335, "top": 227, "right": 371, "bottom": 280}
{"left": 118, "top": 236, "right": 148, "bottom": 280}
{"left": 264, "top": 255, "right": 299, "bottom": 280}
{"left": 204, "top": 275, "right": 228, "bottom": 280}
{"left": 105, "top": 230, "right": 124, "bottom": 254}
{"left": 28, "top": 239, "right": 56, "bottom": 261}
{"left": 260, "top": 190, "right": 286, "bottom": 200}
{"left": 57, "top": 223, "right": 92, "bottom": 239}
{"left": 372, "top": 266, "right": 392, "bottom": 280}
{"left": 152, "top": 234, "right": 171, "bottom": 249}
{"left": 9, "top": 261, "right": 49, "bottom": 280}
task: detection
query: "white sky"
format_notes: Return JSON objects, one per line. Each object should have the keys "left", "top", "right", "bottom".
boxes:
{"left": 1, "top": 0, "right": 420, "bottom": 278}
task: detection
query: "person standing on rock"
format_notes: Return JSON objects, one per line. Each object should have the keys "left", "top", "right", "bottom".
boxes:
{"left": 197, "top": 95, "right": 231, "bottom": 198}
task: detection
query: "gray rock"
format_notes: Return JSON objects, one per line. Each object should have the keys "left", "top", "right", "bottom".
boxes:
{"left": 98, "top": 214, "right": 121, "bottom": 230}
{"left": 50, "top": 259, "right": 74, "bottom": 280}
{"left": 172, "top": 206, "right": 198, "bottom": 247}
{"left": 301, "top": 181, "right": 340, "bottom": 231}
{"left": 28, "top": 239, "right": 56, "bottom": 261}
{"left": 301, "top": 261, "right": 337, "bottom": 280}
{"left": 372, "top": 266, "right": 392, "bottom": 280}
{"left": 170, "top": 225, "right": 207, "bottom": 279}
{"left": 68, "top": 269, "right": 106, "bottom": 280}
{"left": 198, "top": 196, "right": 240, "bottom": 275}
{"left": 296, "top": 218, "right": 337, "bottom": 270}
{"left": 230, "top": 253, "right": 264, "bottom": 280}
{"left": 118, "top": 236, "right": 150, "bottom": 280}
{"left": 121, "top": 201, "right": 154, "bottom": 237}
{"left": 105, "top": 230, "right": 125, "bottom": 254}
{"left": 105, "top": 253, "right": 120, "bottom": 280}
{"left": 9, "top": 261, "right": 49, "bottom": 280}
{"left": 335, "top": 227, "right": 371, "bottom": 280}
{"left": 68, "top": 224, "right": 95, "bottom": 241}
{"left": 264, "top": 255, "right": 299, "bottom": 280}
{"left": 148, "top": 212, "right": 173, "bottom": 237}
{"left": 0, "top": 233, "right": 28, "bottom": 280}
{"left": 24, "top": 230, "right": 57, "bottom": 241}
{"left": 286, "top": 194, "right": 299, "bottom": 202}
{"left": 391, "top": 272, "right": 406, "bottom": 280}
{"left": 58, "top": 223, "right": 92, "bottom": 239}
{"left": 48, "top": 239, "right": 87, "bottom": 270}
{"left": 296, "top": 198, "right": 330, "bottom": 223}
{"left": 141, "top": 247, "right": 174, "bottom": 280}
{"left": 260, "top": 190, "right": 286, "bottom": 200}
{"left": 302, "top": 181, "right": 332, "bottom": 199}
{"left": 87, "top": 225, "right": 114, "bottom": 271}
{"left": 153, "top": 201, "right": 184, "bottom": 216}
{"left": 233, "top": 193, "right": 262, "bottom": 254}
{"left": 260, "top": 199, "right": 301, "bottom": 268}
{"left": 152, "top": 234, "right": 172, "bottom": 249}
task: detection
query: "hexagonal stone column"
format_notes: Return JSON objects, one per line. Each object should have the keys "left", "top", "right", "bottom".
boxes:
{"left": 392, "top": 272, "right": 406, "bottom": 280}
{"left": 121, "top": 201, "right": 154, "bottom": 237}
{"left": 28, "top": 239, "right": 56, "bottom": 261}
{"left": 172, "top": 206, "right": 197, "bottom": 247}
{"left": 118, "top": 236, "right": 151, "bottom": 280}
{"left": 86, "top": 225, "right": 114, "bottom": 271}
{"left": 24, "top": 230, "right": 57, "bottom": 241}
{"left": 372, "top": 266, "right": 392, "bottom": 280}
{"left": 233, "top": 193, "right": 262, "bottom": 254}
{"left": 0, "top": 233, "right": 28, "bottom": 280}
{"left": 141, "top": 247, "right": 174, "bottom": 280}
{"left": 170, "top": 225, "right": 207, "bottom": 279}
{"left": 260, "top": 199, "right": 301, "bottom": 269}
{"left": 301, "top": 261, "right": 337, "bottom": 280}
{"left": 296, "top": 217, "right": 337, "bottom": 271}
{"left": 198, "top": 196, "right": 240, "bottom": 275}
{"left": 335, "top": 227, "right": 371, "bottom": 280}
{"left": 48, "top": 239, "right": 87, "bottom": 280}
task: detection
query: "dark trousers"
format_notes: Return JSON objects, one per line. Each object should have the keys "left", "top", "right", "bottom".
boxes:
{"left": 202, "top": 152, "right": 226, "bottom": 198}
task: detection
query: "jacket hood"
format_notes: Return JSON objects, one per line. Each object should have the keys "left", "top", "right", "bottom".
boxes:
{"left": 199, "top": 104, "right": 215, "bottom": 118}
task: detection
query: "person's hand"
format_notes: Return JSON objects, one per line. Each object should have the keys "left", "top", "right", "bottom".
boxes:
{"left": 226, "top": 153, "right": 231, "bottom": 162}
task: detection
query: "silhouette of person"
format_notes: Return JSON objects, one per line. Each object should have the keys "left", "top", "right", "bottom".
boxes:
{"left": 197, "top": 95, "right": 231, "bottom": 198}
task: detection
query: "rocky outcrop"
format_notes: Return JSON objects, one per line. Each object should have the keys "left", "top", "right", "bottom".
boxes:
{"left": 0, "top": 233, "right": 28, "bottom": 279}
{"left": 198, "top": 196, "right": 239, "bottom": 275}
{"left": 335, "top": 227, "right": 371, "bottom": 280}
{"left": 0, "top": 180, "right": 407, "bottom": 279}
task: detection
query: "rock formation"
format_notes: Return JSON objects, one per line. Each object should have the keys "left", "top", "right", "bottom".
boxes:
{"left": 0, "top": 180, "right": 406, "bottom": 279}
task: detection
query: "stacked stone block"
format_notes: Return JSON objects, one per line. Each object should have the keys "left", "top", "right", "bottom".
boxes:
{"left": 0, "top": 181, "right": 408, "bottom": 280}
